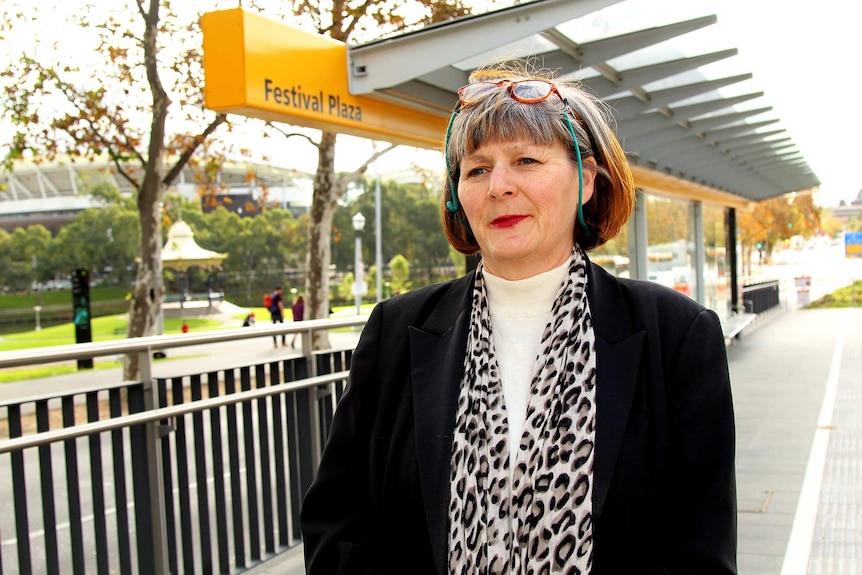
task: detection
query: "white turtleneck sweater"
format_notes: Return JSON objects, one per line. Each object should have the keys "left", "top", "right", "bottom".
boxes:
{"left": 483, "top": 261, "right": 568, "bottom": 452}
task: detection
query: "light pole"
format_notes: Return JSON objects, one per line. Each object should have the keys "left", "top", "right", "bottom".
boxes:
{"left": 352, "top": 212, "right": 366, "bottom": 315}
{"left": 372, "top": 142, "right": 383, "bottom": 302}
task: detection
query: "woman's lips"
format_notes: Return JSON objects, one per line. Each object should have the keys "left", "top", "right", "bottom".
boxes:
{"left": 490, "top": 215, "right": 528, "bottom": 228}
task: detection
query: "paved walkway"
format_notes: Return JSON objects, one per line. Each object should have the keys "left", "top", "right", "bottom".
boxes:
{"left": 731, "top": 307, "right": 861, "bottom": 574}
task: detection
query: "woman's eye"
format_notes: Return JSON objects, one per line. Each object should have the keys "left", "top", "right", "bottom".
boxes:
{"left": 465, "top": 166, "right": 487, "bottom": 178}
{"left": 519, "top": 157, "right": 538, "bottom": 166}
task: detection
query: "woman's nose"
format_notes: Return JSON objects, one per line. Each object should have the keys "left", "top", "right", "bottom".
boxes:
{"left": 487, "top": 166, "right": 516, "bottom": 199}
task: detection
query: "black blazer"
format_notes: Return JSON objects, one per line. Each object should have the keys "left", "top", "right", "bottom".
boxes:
{"left": 301, "top": 260, "right": 737, "bottom": 574}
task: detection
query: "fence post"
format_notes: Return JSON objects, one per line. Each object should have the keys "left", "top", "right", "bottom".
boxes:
{"left": 303, "top": 327, "right": 323, "bottom": 472}
{"left": 137, "top": 348, "right": 171, "bottom": 575}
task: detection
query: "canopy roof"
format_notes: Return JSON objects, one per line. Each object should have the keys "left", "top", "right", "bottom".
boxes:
{"left": 346, "top": 0, "right": 818, "bottom": 204}
{"left": 161, "top": 220, "right": 227, "bottom": 271}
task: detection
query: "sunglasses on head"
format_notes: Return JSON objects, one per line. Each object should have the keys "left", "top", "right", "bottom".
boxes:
{"left": 457, "top": 79, "right": 563, "bottom": 107}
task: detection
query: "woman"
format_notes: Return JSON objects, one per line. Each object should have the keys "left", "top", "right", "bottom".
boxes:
{"left": 290, "top": 294, "right": 305, "bottom": 348}
{"left": 301, "top": 60, "right": 736, "bottom": 574}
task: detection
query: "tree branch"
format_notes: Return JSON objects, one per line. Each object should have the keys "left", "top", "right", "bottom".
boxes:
{"left": 163, "top": 113, "right": 228, "bottom": 186}
{"left": 337, "top": 141, "right": 398, "bottom": 189}
{"left": 265, "top": 121, "right": 321, "bottom": 149}
{"left": 135, "top": 0, "right": 147, "bottom": 20}
{"left": 106, "top": 147, "right": 142, "bottom": 190}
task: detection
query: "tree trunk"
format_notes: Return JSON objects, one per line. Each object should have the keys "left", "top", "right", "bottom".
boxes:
{"left": 123, "top": 0, "right": 168, "bottom": 382}
{"left": 124, "top": 181, "right": 165, "bottom": 380}
{"left": 306, "top": 131, "right": 340, "bottom": 350}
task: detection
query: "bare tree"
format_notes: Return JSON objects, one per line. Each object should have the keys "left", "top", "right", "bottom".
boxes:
{"left": 275, "top": 0, "right": 474, "bottom": 348}
{"left": 1, "top": 0, "right": 229, "bottom": 379}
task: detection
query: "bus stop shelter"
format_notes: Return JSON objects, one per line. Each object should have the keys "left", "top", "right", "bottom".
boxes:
{"left": 201, "top": 0, "right": 819, "bottom": 317}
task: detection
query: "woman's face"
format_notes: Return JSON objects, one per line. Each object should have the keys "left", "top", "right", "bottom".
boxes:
{"left": 458, "top": 138, "right": 596, "bottom": 280}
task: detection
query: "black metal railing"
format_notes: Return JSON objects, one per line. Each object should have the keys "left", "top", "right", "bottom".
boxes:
{"left": 0, "top": 319, "right": 362, "bottom": 575}
{"left": 742, "top": 278, "right": 781, "bottom": 314}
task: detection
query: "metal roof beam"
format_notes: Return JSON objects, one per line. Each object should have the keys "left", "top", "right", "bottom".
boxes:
{"left": 682, "top": 163, "right": 786, "bottom": 198}
{"left": 607, "top": 74, "right": 753, "bottom": 120}
{"left": 635, "top": 127, "right": 781, "bottom": 164}
{"left": 759, "top": 168, "right": 820, "bottom": 189}
{"left": 619, "top": 105, "right": 773, "bottom": 142}
{"left": 758, "top": 173, "right": 814, "bottom": 190}
{"left": 623, "top": 124, "right": 705, "bottom": 153}
{"left": 679, "top": 143, "right": 796, "bottom": 172}
{"left": 701, "top": 119, "right": 780, "bottom": 140}
{"left": 695, "top": 156, "right": 800, "bottom": 180}
{"left": 709, "top": 129, "right": 787, "bottom": 149}
{"left": 582, "top": 49, "right": 738, "bottom": 99}
{"left": 414, "top": 66, "right": 471, "bottom": 94}
{"left": 670, "top": 92, "right": 765, "bottom": 122}
{"left": 724, "top": 137, "right": 793, "bottom": 157}
{"left": 738, "top": 143, "right": 798, "bottom": 162}
{"left": 627, "top": 135, "right": 707, "bottom": 162}
{"left": 348, "top": 0, "right": 623, "bottom": 94}
{"left": 376, "top": 79, "right": 461, "bottom": 113}
{"left": 687, "top": 107, "right": 773, "bottom": 132}
{"left": 668, "top": 134, "right": 789, "bottom": 164}
{"left": 692, "top": 107, "right": 774, "bottom": 131}
{"left": 542, "top": 15, "right": 716, "bottom": 68}
{"left": 756, "top": 160, "right": 810, "bottom": 173}
{"left": 743, "top": 152, "right": 803, "bottom": 168}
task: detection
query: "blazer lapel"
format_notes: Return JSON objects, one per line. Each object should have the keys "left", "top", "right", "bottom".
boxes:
{"left": 587, "top": 261, "right": 645, "bottom": 522}
{"left": 593, "top": 332, "right": 644, "bottom": 520}
{"left": 410, "top": 274, "right": 473, "bottom": 575}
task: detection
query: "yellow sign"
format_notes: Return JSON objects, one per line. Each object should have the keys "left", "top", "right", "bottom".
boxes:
{"left": 201, "top": 8, "right": 449, "bottom": 149}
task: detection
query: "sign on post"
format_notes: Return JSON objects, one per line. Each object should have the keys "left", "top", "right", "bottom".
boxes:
{"left": 71, "top": 269, "right": 94, "bottom": 369}
{"left": 845, "top": 231, "right": 862, "bottom": 258}
{"left": 200, "top": 8, "right": 448, "bottom": 148}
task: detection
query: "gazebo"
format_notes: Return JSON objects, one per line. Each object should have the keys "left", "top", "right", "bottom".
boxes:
{"left": 161, "top": 220, "right": 227, "bottom": 307}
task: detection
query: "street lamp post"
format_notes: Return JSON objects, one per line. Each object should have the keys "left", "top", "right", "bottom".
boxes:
{"left": 352, "top": 212, "right": 366, "bottom": 315}
{"left": 372, "top": 143, "right": 383, "bottom": 303}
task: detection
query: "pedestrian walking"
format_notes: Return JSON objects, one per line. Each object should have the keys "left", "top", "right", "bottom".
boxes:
{"left": 290, "top": 294, "right": 305, "bottom": 348}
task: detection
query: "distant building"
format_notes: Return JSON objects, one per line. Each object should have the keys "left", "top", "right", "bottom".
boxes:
{"left": 0, "top": 159, "right": 313, "bottom": 231}
{"left": 832, "top": 190, "right": 862, "bottom": 223}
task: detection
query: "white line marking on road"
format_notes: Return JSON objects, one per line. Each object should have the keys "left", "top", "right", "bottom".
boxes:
{"left": 779, "top": 316, "right": 844, "bottom": 575}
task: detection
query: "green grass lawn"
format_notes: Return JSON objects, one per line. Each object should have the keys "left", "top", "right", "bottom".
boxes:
{"left": 0, "top": 303, "right": 376, "bottom": 383}
{"left": 0, "top": 315, "right": 224, "bottom": 353}
{"left": 806, "top": 280, "right": 862, "bottom": 308}
{"left": 0, "top": 287, "right": 130, "bottom": 309}
{"left": 0, "top": 314, "right": 225, "bottom": 383}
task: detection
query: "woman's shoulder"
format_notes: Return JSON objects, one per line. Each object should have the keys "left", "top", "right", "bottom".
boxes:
{"left": 589, "top": 261, "right": 716, "bottom": 328}
{"left": 383, "top": 274, "right": 471, "bottom": 309}
{"left": 372, "top": 274, "right": 473, "bottom": 327}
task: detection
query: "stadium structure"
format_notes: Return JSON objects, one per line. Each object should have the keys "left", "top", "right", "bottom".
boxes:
{"left": 0, "top": 159, "right": 313, "bottom": 232}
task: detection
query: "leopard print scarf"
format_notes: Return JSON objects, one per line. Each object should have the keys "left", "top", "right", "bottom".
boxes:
{"left": 448, "top": 248, "right": 597, "bottom": 574}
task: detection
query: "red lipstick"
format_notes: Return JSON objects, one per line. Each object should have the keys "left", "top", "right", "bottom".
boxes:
{"left": 491, "top": 215, "right": 527, "bottom": 228}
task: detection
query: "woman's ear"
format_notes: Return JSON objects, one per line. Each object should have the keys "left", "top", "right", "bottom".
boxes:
{"left": 581, "top": 156, "right": 598, "bottom": 204}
